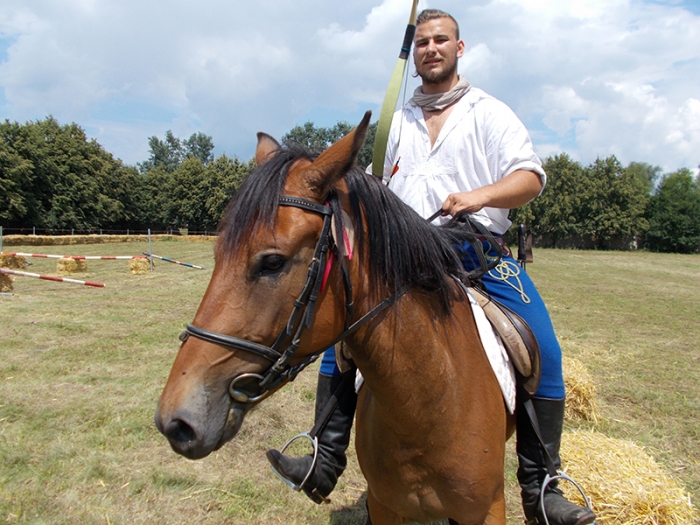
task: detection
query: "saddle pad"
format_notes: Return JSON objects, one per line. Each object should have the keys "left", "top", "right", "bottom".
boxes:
{"left": 354, "top": 290, "right": 516, "bottom": 414}
{"left": 466, "top": 289, "right": 516, "bottom": 414}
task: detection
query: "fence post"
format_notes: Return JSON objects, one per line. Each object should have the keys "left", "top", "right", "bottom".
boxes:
{"left": 148, "top": 229, "right": 153, "bottom": 273}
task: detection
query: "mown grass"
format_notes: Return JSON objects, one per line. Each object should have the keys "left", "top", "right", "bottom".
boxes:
{"left": 0, "top": 242, "right": 698, "bottom": 524}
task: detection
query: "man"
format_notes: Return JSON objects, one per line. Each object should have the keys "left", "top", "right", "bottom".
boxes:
{"left": 267, "top": 9, "right": 596, "bottom": 525}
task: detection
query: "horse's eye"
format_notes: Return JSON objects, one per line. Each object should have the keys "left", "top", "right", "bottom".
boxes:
{"left": 260, "top": 254, "right": 286, "bottom": 274}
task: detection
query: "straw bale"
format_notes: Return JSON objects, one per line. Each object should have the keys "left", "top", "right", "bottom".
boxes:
{"left": 560, "top": 430, "right": 697, "bottom": 525}
{"left": 56, "top": 257, "right": 88, "bottom": 274}
{"left": 0, "top": 272, "right": 13, "bottom": 292}
{"left": 0, "top": 254, "right": 28, "bottom": 269}
{"left": 563, "top": 356, "right": 598, "bottom": 422}
{"left": 129, "top": 257, "right": 152, "bottom": 275}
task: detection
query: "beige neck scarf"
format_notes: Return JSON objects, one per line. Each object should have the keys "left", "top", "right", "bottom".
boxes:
{"left": 410, "top": 76, "right": 472, "bottom": 112}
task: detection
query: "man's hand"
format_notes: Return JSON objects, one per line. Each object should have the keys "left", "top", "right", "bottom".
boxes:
{"left": 441, "top": 188, "right": 491, "bottom": 216}
{"left": 440, "top": 169, "right": 543, "bottom": 217}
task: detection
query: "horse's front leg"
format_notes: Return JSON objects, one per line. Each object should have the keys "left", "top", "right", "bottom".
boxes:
{"left": 482, "top": 490, "right": 507, "bottom": 525}
{"left": 365, "top": 490, "right": 405, "bottom": 525}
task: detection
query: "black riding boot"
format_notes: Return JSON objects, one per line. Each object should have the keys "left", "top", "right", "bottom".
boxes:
{"left": 266, "top": 372, "right": 357, "bottom": 504}
{"left": 517, "top": 397, "right": 596, "bottom": 525}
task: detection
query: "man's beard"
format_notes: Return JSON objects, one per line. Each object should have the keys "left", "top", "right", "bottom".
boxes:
{"left": 418, "top": 58, "right": 458, "bottom": 86}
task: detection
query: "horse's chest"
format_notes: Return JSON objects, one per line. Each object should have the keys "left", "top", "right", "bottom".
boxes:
{"left": 359, "top": 441, "right": 449, "bottom": 515}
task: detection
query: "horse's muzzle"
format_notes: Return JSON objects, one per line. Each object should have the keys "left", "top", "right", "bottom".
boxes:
{"left": 155, "top": 405, "right": 245, "bottom": 460}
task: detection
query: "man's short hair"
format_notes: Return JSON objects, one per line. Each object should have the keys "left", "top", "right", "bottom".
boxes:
{"left": 416, "top": 9, "right": 460, "bottom": 40}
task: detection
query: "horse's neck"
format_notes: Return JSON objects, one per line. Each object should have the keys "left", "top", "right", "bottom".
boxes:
{"left": 349, "top": 292, "right": 483, "bottom": 416}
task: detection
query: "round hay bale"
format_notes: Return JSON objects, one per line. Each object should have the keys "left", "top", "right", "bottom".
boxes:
{"left": 560, "top": 430, "right": 696, "bottom": 524}
{"left": 0, "top": 272, "right": 13, "bottom": 292}
{"left": 56, "top": 257, "right": 88, "bottom": 274}
{"left": 0, "top": 254, "right": 28, "bottom": 269}
{"left": 563, "top": 356, "right": 598, "bottom": 422}
{"left": 129, "top": 257, "right": 151, "bottom": 275}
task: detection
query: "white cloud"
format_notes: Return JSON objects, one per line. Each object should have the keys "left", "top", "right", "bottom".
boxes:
{"left": 0, "top": 0, "right": 698, "bottom": 173}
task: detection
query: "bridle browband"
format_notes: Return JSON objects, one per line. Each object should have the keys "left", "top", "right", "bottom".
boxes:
{"left": 179, "top": 195, "right": 407, "bottom": 408}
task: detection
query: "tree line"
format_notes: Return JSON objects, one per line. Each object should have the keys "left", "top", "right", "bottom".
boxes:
{"left": 510, "top": 155, "right": 700, "bottom": 253}
{"left": 1, "top": 116, "right": 699, "bottom": 253}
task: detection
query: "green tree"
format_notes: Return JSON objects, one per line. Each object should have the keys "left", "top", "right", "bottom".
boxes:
{"left": 511, "top": 154, "right": 587, "bottom": 247}
{"left": 184, "top": 132, "right": 215, "bottom": 165}
{"left": 625, "top": 161, "right": 661, "bottom": 195}
{"left": 580, "top": 156, "right": 649, "bottom": 249}
{"left": 139, "top": 130, "right": 215, "bottom": 173}
{"left": 202, "top": 155, "right": 255, "bottom": 229}
{"left": 283, "top": 120, "right": 377, "bottom": 169}
{"left": 644, "top": 168, "right": 700, "bottom": 253}
{"left": 142, "top": 154, "right": 253, "bottom": 232}
{"left": 0, "top": 117, "right": 140, "bottom": 230}
{"left": 0, "top": 125, "right": 36, "bottom": 226}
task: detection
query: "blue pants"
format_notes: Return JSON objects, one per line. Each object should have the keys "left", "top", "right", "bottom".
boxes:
{"left": 321, "top": 242, "right": 565, "bottom": 399}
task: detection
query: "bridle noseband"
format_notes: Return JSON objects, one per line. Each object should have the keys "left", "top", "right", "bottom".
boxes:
{"left": 179, "top": 195, "right": 406, "bottom": 408}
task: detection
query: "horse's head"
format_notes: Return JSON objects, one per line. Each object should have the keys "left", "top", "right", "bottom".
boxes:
{"left": 154, "top": 112, "right": 371, "bottom": 459}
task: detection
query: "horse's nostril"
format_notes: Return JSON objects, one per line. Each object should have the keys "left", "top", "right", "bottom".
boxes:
{"left": 164, "top": 419, "right": 197, "bottom": 444}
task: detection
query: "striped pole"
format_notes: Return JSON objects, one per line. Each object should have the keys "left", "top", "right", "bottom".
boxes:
{"left": 0, "top": 268, "right": 106, "bottom": 288}
{"left": 1, "top": 252, "right": 146, "bottom": 260}
{"left": 142, "top": 252, "right": 205, "bottom": 270}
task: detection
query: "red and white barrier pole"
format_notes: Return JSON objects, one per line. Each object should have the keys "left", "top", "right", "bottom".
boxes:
{"left": 0, "top": 268, "right": 105, "bottom": 288}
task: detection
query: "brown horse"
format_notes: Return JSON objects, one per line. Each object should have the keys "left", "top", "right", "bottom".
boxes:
{"left": 155, "top": 112, "right": 516, "bottom": 524}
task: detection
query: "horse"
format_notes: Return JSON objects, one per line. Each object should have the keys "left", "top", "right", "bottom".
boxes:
{"left": 155, "top": 111, "right": 516, "bottom": 525}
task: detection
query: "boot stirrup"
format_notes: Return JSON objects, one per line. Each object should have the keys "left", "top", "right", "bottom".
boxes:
{"left": 269, "top": 432, "right": 319, "bottom": 492}
{"left": 539, "top": 472, "right": 595, "bottom": 525}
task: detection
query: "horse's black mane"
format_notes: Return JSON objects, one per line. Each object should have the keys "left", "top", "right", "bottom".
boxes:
{"left": 219, "top": 141, "right": 481, "bottom": 314}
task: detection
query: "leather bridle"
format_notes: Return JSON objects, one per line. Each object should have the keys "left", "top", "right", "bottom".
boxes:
{"left": 179, "top": 195, "right": 407, "bottom": 408}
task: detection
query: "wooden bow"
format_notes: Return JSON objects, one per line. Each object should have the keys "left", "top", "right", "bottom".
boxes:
{"left": 371, "top": 0, "right": 419, "bottom": 179}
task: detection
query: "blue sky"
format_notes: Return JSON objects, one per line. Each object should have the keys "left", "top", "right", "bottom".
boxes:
{"left": 1, "top": 0, "right": 699, "bottom": 175}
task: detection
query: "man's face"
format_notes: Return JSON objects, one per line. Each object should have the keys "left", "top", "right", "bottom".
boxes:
{"left": 413, "top": 18, "right": 465, "bottom": 85}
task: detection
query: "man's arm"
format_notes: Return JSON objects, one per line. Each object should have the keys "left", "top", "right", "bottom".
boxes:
{"left": 440, "top": 169, "right": 542, "bottom": 217}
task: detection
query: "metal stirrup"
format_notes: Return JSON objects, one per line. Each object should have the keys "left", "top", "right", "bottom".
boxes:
{"left": 269, "top": 432, "right": 319, "bottom": 493}
{"left": 540, "top": 473, "right": 596, "bottom": 525}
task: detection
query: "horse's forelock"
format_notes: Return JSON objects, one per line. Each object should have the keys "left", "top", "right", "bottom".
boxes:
{"left": 218, "top": 142, "right": 314, "bottom": 254}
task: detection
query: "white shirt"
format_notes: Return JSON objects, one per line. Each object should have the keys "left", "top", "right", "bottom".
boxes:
{"left": 380, "top": 87, "right": 546, "bottom": 235}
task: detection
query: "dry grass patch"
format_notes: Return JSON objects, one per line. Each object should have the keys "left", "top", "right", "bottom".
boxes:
{"left": 1, "top": 246, "right": 698, "bottom": 524}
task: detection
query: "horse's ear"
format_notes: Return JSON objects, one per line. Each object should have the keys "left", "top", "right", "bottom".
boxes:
{"left": 304, "top": 111, "right": 371, "bottom": 198}
{"left": 255, "top": 132, "right": 281, "bottom": 166}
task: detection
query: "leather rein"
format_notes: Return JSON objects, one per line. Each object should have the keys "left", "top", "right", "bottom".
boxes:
{"left": 179, "top": 195, "right": 407, "bottom": 409}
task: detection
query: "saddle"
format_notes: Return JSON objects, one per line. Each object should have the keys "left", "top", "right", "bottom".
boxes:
{"left": 468, "top": 285, "right": 541, "bottom": 396}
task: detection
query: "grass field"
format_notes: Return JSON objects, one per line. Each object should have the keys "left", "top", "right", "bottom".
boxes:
{"left": 1, "top": 240, "right": 698, "bottom": 524}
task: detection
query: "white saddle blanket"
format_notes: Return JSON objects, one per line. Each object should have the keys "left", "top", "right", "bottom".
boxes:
{"left": 355, "top": 289, "right": 516, "bottom": 414}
